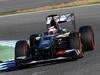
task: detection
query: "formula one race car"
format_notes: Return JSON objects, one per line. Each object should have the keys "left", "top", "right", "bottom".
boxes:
{"left": 15, "top": 13, "right": 95, "bottom": 66}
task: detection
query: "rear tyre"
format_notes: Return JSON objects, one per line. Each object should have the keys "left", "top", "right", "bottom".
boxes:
{"left": 15, "top": 40, "right": 29, "bottom": 65}
{"left": 69, "top": 33, "right": 84, "bottom": 59}
{"left": 79, "top": 26, "right": 95, "bottom": 51}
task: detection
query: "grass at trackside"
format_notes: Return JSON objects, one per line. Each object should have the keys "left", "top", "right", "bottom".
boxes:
{"left": 0, "top": 0, "right": 100, "bottom": 16}
{"left": 89, "top": 1, "right": 100, "bottom": 4}
{"left": 0, "top": 12, "right": 19, "bottom": 16}
{"left": 0, "top": 46, "right": 14, "bottom": 62}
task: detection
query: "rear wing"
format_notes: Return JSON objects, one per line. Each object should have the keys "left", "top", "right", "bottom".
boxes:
{"left": 46, "top": 13, "right": 76, "bottom": 31}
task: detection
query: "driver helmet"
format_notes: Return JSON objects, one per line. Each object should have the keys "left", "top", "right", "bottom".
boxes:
{"left": 48, "top": 26, "right": 57, "bottom": 34}
{"left": 50, "top": 19, "right": 58, "bottom": 29}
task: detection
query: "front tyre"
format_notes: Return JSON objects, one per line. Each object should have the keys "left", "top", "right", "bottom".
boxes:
{"left": 79, "top": 26, "right": 95, "bottom": 51}
{"left": 15, "top": 40, "right": 29, "bottom": 65}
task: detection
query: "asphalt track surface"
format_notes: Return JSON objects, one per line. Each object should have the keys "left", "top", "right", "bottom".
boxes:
{"left": 0, "top": 0, "right": 75, "bottom": 12}
{"left": 0, "top": 4, "right": 100, "bottom": 75}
